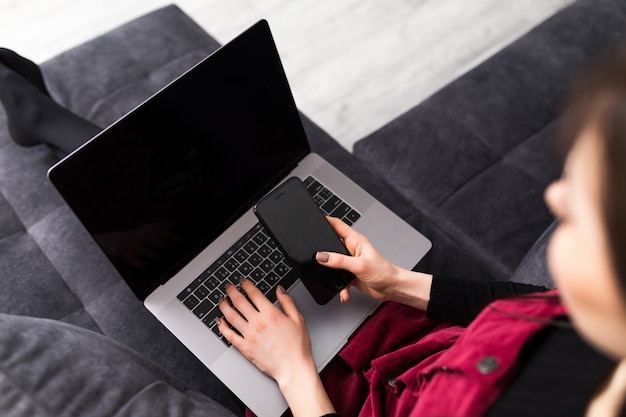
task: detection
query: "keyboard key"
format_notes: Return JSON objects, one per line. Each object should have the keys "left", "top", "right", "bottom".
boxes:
{"left": 202, "top": 307, "right": 223, "bottom": 327}
{"left": 321, "top": 195, "right": 341, "bottom": 214}
{"left": 183, "top": 294, "right": 200, "bottom": 310}
{"left": 331, "top": 202, "right": 351, "bottom": 218}
{"left": 346, "top": 210, "right": 361, "bottom": 223}
{"left": 269, "top": 250, "right": 284, "bottom": 263}
{"left": 319, "top": 187, "right": 332, "bottom": 200}
{"left": 244, "top": 241, "right": 258, "bottom": 254}
{"left": 224, "top": 258, "right": 240, "bottom": 272}
{"left": 228, "top": 270, "right": 243, "bottom": 284}
{"left": 194, "top": 285, "right": 210, "bottom": 300}
{"left": 234, "top": 249, "right": 248, "bottom": 263}
{"left": 177, "top": 276, "right": 205, "bottom": 301}
{"left": 193, "top": 299, "right": 213, "bottom": 319}
{"left": 239, "top": 261, "right": 254, "bottom": 276}
{"left": 204, "top": 276, "right": 220, "bottom": 291}
{"left": 257, "top": 281, "right": 270, "bottom": 294}
{"left": 306, "top": 180, "right": 323, "bottom": 196}
{"left": 303, "top": 176, "right": 315, "bottom": 187}
{"left": 257, "top": 244, "right": 272, "bottom": 258}
{"left": 253, "top": 232, "right": 268, "bottom": 245}
{"left": 267, "top": 287, "right": 278, "bottom": 304}
{"left": 248, "top": 253, "right": 263, "bottom": 267}
{"left": 266, "top": 238, "right": 277, "bottom": 249}
{"left": 274, "top": 262, "right": 290, "bottom": 277}
{"left": 215, "top": 267, "right": 230, "bottom": 281}
{"left": 208, "top": 289, "right": 224, "bottom": 304}
{"left": 260, "top": 259, "right": 275, "bottom": 273}
{"left": 250, "top": 268, "right": 266, "bottom": 283}
{"left": 265, "top": 271, "right": 280, "bottom": 286}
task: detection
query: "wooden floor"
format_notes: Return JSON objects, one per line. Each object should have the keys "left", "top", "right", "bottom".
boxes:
{"left": 0, "top": 0, "right": 574, "bottom": 150}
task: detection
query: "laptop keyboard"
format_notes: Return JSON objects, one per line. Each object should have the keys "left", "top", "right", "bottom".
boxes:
{"left": 177, "top": 176, "right": 361, "bottom": 346}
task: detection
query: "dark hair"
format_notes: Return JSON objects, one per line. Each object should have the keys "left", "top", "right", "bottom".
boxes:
{"left": 558, "top": 48, "right": 626, "bottom": 299}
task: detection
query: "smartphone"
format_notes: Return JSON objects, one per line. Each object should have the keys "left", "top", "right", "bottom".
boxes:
{"left": 253, "top": 177, "right": 355, "bottom": 305}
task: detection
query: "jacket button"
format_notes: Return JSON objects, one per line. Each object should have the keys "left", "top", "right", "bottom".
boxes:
{"left": 476, "top": 356, "right": 499, "bottom": 374}
{"left": 387, "top": 377, "right": 396, "bottom": 388}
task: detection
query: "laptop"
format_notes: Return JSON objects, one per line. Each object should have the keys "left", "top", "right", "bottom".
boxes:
{"left": 48, "top": 20, "right": 431, "bottom": 417}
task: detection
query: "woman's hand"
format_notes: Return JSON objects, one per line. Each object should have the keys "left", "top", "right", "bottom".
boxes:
{"left": 217, "top": 279, "right": 335, "bottom": 417}
{"left": 318, "top": 217, "right": 433, "bottom": 310}
{"left": 217, "top": 279, "right": 312, "bottom": 382}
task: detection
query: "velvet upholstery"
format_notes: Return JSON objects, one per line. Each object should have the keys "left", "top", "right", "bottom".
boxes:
{"left": 0, "top": 313, "right": 237, "bottom": 417}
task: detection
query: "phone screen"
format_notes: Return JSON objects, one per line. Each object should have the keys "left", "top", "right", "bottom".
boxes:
{"left": 253, "top": 177, "right": 354, "bottom": 304}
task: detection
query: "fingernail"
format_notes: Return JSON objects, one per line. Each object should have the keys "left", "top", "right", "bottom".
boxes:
{"left": 316, "top": 252, "right": 329, "bottom": 263}
{"left": 340, "top": 293, "right": 346, "bottom": 303}
{"left": 277, "top": 285, "right": 286, "bottom": 294}
{"left": 215, "top": 317, "right": 222, "bottom": 325}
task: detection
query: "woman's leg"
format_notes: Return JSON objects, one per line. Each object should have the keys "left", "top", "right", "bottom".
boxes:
{"left": 0, "top": 49, "right": 101, "bottom": 155}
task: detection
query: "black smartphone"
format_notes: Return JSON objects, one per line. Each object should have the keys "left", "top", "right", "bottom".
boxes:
{"left": 253, "top": 177, "right": 355, "bottom": 305}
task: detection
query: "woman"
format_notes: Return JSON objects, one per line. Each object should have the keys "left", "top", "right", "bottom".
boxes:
{"left": 1, "top": 48, "right": 625, "bottom": 416}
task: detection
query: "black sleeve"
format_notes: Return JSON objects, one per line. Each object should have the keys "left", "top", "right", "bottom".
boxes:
{"left": 425, "top": 276, "right": 549, "bottom": 326}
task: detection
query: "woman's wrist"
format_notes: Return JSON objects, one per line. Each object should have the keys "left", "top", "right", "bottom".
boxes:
{"left": 387, "top": 267, "right": 433, "bottom": 311}
{"left": 277, "top": 358, "right": 335, "bottom": 417}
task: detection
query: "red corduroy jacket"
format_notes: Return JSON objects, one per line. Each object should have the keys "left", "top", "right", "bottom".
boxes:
{"left": 320, "top": 291, "right": 564, "bottom": 417}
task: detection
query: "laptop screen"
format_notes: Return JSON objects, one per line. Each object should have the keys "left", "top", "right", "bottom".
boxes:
{"left": 48, "top": 20, "right": 310, "bottom": 299}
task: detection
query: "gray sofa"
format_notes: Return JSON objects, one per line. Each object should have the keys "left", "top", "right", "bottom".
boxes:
{"left": 1, "top": 1, "right": 625, "bottom": 415}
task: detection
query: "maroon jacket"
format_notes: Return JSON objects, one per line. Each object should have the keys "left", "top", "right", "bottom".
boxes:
{"left": 320, "top": 291, "right": 564, "bottom": 417}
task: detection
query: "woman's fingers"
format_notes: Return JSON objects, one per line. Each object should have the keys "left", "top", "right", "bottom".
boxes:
{"left": 339, "top": 286, "right": 352, "bottom": 304}
{"left": 216, "top": 300, "right": 246, "bottom": 345}
{"left": 218, "top": 279, "right": 289, "bottom": 342}
{"left": 326, "top": 216, "right": 362, "bottom": 246}
{"left": 275, "top": 285, "right": 302, "bottom": 321}
{"left": 223, "top": 281, "right": 258, "bottom": 318}
{"left": 316, "top": 250, "right": 364, "bottom": 276}
{"left": 239, "top": 278, "right": 274, "bottom": 312}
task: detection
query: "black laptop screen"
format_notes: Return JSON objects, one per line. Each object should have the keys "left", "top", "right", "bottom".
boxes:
{"left": 48, "top": 21, "right": 310, "bottom": 299}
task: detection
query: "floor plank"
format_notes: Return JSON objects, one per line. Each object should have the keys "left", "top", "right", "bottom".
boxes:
{"left": 0, "top": 0, "right": 575, "bottom": 149}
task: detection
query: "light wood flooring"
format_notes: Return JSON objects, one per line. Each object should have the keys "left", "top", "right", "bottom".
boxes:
{"left": 0, "top": 0, "right": 575, "bottom": 150}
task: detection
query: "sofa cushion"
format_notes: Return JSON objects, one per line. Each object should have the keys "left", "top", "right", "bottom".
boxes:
{"left": 0, "top": 161, "right": 100, "bottom": 330}
{"left": 0, "top": 314, "right": 239, "bottom": 417}
{"left": 353, "top": 0, "right": 626, "bottom": 281}
{"left": 510, "top": 222, "right": 556, "bottom": 288}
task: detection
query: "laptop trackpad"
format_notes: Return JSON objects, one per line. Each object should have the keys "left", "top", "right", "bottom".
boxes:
{"left": 288, "top": 281, "right": 380, "bottom": 369}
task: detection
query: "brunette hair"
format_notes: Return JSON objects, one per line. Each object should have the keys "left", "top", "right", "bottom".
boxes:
{"left": 558, "top": 47, "right": 626, "bottom": 297}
